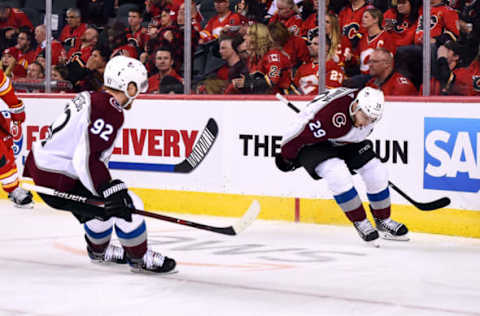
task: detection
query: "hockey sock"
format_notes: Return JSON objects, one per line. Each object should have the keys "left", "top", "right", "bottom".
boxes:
{"left": 84, "top": 225, "right": 113, "bottom": 254}
{"left": 333, "top": 187, "right": 367, "bottom": 223}
{"left": 115, "top": 218, "right": 148, "bottom": 259}
{"left": 367, "top": 187, "right": 391, "bottom": 220}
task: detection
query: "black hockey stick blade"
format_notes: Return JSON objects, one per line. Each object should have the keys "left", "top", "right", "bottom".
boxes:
{"left": 174, "top": 118, "right": 219, "bottom": 173}
{"left": 388, "top": 181, "right": 451, "bottom": 211}
{"left": 22, "top": 183, "right": 260, "bottom": 235}
{"left": 109, "top": 118, "right": 218, "bottom": 173}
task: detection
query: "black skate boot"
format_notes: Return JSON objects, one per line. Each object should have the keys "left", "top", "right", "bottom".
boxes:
{"left": 87, "top": 244, "right": 128, "bottom": 264}
{"left": 127, "top": 249, "right": 177, "bottom": 274}
{"left": 375, "top": 217, "right": 409, "bottom": 241}
{"left": 8, "top": 187, "right": 34, "bottom": 208}
{"left": 353, "top": 218, "right": 379, "bottom": 245}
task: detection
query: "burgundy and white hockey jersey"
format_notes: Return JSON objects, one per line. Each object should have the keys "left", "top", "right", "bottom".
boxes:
{"left": 281, "top": 87, "right": 375, "bottom": 160}
{"left": 30, "top": 91, "right": 124, "bottom": 195}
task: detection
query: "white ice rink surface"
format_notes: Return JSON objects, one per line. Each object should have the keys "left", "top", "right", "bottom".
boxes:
{"left": 1, "top": 201, "right": 480, "bottom": 316}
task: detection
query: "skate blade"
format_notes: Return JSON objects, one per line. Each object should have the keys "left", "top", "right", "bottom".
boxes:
{"left": 90, "top": 260, "right": 127, "bottom": 266}
{"left": 12, "top": 202, "right": 34, "bottom": 209}
{"left": 379, "top": 231, "right": 410, "bottom": 241}
{"left": 130, "top": 267, "right": 179, "bottom": 275}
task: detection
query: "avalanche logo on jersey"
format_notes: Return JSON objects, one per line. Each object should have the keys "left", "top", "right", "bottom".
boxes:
{"left": 424, "top": 117, "right": 480, "bottom": 193}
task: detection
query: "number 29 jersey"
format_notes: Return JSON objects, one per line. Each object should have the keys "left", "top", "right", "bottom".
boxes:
{"left": 32, "top": 91, "right": 124, "bottom": 195}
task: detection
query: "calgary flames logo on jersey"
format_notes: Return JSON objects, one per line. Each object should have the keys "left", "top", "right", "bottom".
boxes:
{"left": 473, "top": 75, "right": 480, "bottom": 92}
{"left": 416, "top": 15, "right": 439, "bottom": 31}
{"left": 343, "top": 23, "right": 360, "bottom": 40}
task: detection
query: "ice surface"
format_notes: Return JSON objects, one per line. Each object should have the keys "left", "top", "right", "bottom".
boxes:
{"left": 1, "top": 201, "right": 479, "bottom": 316}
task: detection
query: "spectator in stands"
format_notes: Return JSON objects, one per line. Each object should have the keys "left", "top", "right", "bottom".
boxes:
{"left": 34, "top": 25, "right": 67, "bottom": 66}
{"left": 429, "top": 40, "right": 476, "bottom": 95}
{"left": 338, "top": 0, "right": 370, "bottom": 49}
{"left": 1, "top": 49, "right": 25, "bottom": 78}
{"left": 268, "top": 21, "right": 309, "bottom": 69}
{"left": 366, "top": 47, "right": 417, "bottom": 95}
{"left": 126, "top": 7, "right": 149, "bottom": 55}
{"left": 383, "top": 0, "right": 420, "bottom": 48}
{"left": 268, "top": 0, "right": 303, "bottom": 36}
{"left": 26, "top": 61, "right": 44, "bottom": 80}
{"left": 325, "top": 13, "right": 354, "bottom": 73}
{"left": 59, "top": 8, "right": 88, "bottom": 50}
{"left": 357, "top": 7, "right": 395, "bottom": 74}
{"left": 145, "top": 0, "right": 175, "bottom": 26}
{"left": 235, "top": 0, "right": 268, "bottom": 23}
{"left": 220, "top": 35, "right": 249, "bottom": 94}
{"left": 5, "top": 28, "right": 36, "bottom": 73}
{"left": 147, "top": 47, "right": 183, "bottom": 93}
{"left": 67, "top": 27, "right": 99, "bottom": 64}
{"left": 51, "top": 64, "right": 72, "bottom": 93}
{"left": 108, "top": 22, "right": 138, "bottom": 58}
{"left": 414, "top": 0, "right": 459, "bottom": 46}
{"left": 293, "top": 32, "right": 345, "bottom": 95}
{"left": 242, "top": 22, "right": 293, "bottom": 94}
{"left": 76, "top": 0, "right": 115, "bottom": 28}
{"left": 0, "top": 4, "right": 33, "bottom": 33}
{"left": 456, "top": 0, "right": 480, "bottom": 66}
{"left": 72, "top": 45, "right": 110, "bottom": 92}
{"left": 199, "top": 0, "right": 246, "bottom": 44}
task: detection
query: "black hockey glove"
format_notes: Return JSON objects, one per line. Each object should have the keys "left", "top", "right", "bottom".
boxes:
{"left": 275, "top": 153, "right": 299, "bottom": 172}
{"left": 100, "top": 179, "right": 133, "bottom": 222}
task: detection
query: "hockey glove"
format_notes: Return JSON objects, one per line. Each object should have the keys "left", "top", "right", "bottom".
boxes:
{"left": 275, "top": 153, "right": 299, "bottom": 172}
{"left": 100, "top": 179, "right": 133, "bottom": 222}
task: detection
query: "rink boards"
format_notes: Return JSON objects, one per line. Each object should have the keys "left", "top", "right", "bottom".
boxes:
{"left": 7, "top": 94, "right": 480, "bottom": 238}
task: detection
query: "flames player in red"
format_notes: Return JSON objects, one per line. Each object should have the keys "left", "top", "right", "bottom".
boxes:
{"left": 275, "top": 87, "right": 409, "bottom": 244}
{"left": 0, "top": 69, "right": 33, "bottom": 207}
{"left": 366, "top": 48, "right": 418, "bottom": 95}
{"left": 22, "top": 56, "right": 176, "bottom": 273}
{"left": 294, "top": 30, "right": 345, "bottom": 95}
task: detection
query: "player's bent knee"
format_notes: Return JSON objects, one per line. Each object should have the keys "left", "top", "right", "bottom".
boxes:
{"left": 85, "top": 217, "right": 115, "bottom": 232}
{"left": 356, "top": 158, "right": 388, "bottom": 193}
{"left": 315, "top": 158, "right": 354, "bottom": 195}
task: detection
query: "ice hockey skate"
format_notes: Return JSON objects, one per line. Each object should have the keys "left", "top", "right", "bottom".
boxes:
{"left": 128, "top": 249, "right": 177, "bottom": 274}
{"left": 353, "top": 218, "right": 379, "bottom": 246}
{"left": 375, "top": 217, "right": 409, "bottom": 241}
{"left": 87, "top": 244, "right": 128, "bottom": 264}
{"left": 8, "top": 187, "right": 34, "bottom": 208}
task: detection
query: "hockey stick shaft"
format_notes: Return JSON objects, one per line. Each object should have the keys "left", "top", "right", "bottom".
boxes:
{"left": 22, "top": 183, "right": 260, "bottom": 236}
{"left": 274, "top": 93, "right": 450, "bottom": 211}
{"left": 108, "top": 118, "right": 218, "bottom": 173}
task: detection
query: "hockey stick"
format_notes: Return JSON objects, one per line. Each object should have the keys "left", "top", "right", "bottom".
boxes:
{"left": 109, "top": 118, "right": 218, "bottom": 173}
{"left": 275, "top": 93, "right": 451, "bottom": 211}
{"left": 22, "top": 183, "right": 260, "bottom": 236}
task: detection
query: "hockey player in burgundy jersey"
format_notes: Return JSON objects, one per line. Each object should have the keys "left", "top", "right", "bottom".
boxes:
{"left": 275, "top": 87, "right": 408, "bottom": 243}
{"left": 23, "top": 56, "right": 176, "bottom": 273}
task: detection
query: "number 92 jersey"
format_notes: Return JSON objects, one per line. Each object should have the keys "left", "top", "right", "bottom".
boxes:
{"left": 32, "top": 91, "right": 124, "bottom": 195}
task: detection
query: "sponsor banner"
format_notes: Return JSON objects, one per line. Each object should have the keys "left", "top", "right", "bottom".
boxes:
{"left": 17, "top": 96, "right": 480, "bottom": 211}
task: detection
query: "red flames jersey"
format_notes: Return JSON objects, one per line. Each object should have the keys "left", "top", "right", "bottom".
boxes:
{"left": 451, "top": 60, "right": 480, "bottom": 96}
{"left": 293, "top": 60, "right": 345, "bottom": 95}
{"left": 366, "top": 72, "right": 418, "bottom": 96}
{"left": 0, "top": 69, "right": 25, "bottom": 123}
{"left": 383, "top": 8, "right": 419, "bottom": 47}
{"left": 34, "top": 40, "right": 67, "bottom": 65}
{"left": 248, "top": 48, "right": 293, "bottom": 93}
{"left": 414, "top": 4, "right": 459, "bottom": 44}
{"left": 60, "top": 23, "right": 88, "bottom": 48}
{"left": 4, "top": 46, "right": 36, "bottom": 70}
{"left": 283, "top": 35, "right": 310, "bottom": 66}
{"left": 199, "top": 11, "right": 247, "bottom": 41}
{"left": 357, "top": 30, "right": 396, "bottom": 74}
{"left": 338, "top": 3, "right": 369, "bottom": 43}
{"left": 111, "top": 44, "right": 138, "bottom": 59}
{"left": 0, "top": 8, "right": 33, "bottom": 31}
{"left": 269, "top": 11, "right": 304, "bottom": 36}
{"left": 126, "top": 26, "right": 150, "bottom": 51}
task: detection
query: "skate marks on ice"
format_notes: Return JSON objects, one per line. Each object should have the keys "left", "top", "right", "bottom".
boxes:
{"left": 1, "top": 202, "right": 480, "bottom": 316}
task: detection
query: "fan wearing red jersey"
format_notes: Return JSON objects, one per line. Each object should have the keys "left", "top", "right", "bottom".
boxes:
{"left": 357, "top": 8, "right": 396, "bottom": 74}
{"left": 383, "top": 0, "right": 420, "bottom": 47}
{"left": 414, "top": 0, "right": 459, "bottom": 45}
{"left": 366, "top": 48, "right": 417, "bottom": 95}
{"left": 268, "top": 0, "right": 303, "bottom": 36}
{"left": 276, "top": 87, "right": 408, "bottom": 243}
{"left": 0, "top": 69, "right": 33, "bottom": 207}
{"left": 338, "top": 0, "right": 370, "bottom": 48}
{"left": 294, "top": 32, "right": 345, "bottom": 95}
{"left": 23, "top": 56, "right": 176, "bottom": 274}
{"left": 199, "top": 0, "right": 247, "bottom": 43}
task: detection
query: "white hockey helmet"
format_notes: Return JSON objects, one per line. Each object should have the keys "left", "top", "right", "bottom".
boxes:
{"left": 104, "top": 56, "right": 148, "bottom": 107}
{"left": 350, "top": 87, "right": 385, "bottom": 122}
